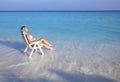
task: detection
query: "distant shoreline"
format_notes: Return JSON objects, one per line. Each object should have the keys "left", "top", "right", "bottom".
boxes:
{"left": 0, "top": 10, "right": 120, "bottom": 12}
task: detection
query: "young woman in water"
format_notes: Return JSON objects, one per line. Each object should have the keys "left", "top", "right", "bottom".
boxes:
{"left": 21, "top": 26, "right": 55, "bottom": 50}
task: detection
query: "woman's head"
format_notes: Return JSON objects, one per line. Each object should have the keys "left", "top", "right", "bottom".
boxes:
{"left": 21, "top": 26, "right": 28, "bottom": 32}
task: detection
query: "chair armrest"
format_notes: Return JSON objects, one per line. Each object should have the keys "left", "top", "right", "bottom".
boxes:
{"left": 29, "top": 42, "right": 38, "bottom": 46}
{"left": 29, "top": 41, "right": 43, "bottom": 47}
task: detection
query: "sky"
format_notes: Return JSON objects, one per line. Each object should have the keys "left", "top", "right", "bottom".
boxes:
{"left": 0, "top": 0, "right": 120, "bottom": 11}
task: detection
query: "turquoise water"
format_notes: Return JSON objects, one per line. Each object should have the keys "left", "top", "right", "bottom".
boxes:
{"left": 0, "top": 12, "right": 120, "bottom": 81}
{"left": 0, "top": 11, "right": 120, "bottom": 44}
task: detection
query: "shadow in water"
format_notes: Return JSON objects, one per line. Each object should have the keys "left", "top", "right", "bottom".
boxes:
{"left": 0, "top": 41, "right": 25, "bottom": 53}
{"left": 49, "top": 69, "right": 117, "bottom": 82}
{"left": 4, "top": 69, "right": 116, "bottom": 82}
{"left": 0, "top": 70, "right": 23, "bottom": 82}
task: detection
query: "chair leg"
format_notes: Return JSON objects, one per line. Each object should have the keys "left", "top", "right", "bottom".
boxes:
{"left": 29, "top": 44, "right": 36, "bottom": 58}
{"left": 29, "top": 48, "right": 34, "bottom": 58}
{"left": 39, "top": 46, "right": 44, "bottom": 55}
{"left": 24, "top": 46, "right": 28, "bottom": 52}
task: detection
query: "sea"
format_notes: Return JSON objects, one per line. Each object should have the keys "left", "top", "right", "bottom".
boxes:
{"left": 0, "top": 11, "right": 120, "bottom": 81}
{"left": 0, "top": 11, "right": 120, "bottom": 43}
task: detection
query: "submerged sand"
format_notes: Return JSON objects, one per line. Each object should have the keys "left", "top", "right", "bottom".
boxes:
{"left": 0, "top": 41, "right": 120, "bottom": 82}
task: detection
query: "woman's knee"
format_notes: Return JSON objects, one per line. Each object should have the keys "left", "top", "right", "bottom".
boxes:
{"left": 41, "top": 38, "right": 46, "bottom": 41}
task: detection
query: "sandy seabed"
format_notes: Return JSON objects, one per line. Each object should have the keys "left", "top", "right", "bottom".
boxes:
{"left": 0, "top": 41, "right": 120, "bottom": 82}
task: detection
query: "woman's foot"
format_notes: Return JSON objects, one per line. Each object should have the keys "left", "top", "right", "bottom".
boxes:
{"left": 50, "top": 47, "right": 55, "bottom": 51}
{"left": 47, "top": 43, "right": 52, "bottom": 46}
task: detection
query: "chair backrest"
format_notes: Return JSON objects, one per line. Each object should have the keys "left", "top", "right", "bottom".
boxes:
{"left": 21, "top": 31, "right": 29, "bottom": 45}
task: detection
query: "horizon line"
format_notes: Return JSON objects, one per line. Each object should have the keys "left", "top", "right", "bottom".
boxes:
{"left": 0, "top": 10, "right": 120, "bottom": 12}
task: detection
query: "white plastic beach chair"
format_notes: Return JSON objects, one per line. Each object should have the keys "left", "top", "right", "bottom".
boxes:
{"left": 21, "top": 31, "right": 44, "bottom": 58}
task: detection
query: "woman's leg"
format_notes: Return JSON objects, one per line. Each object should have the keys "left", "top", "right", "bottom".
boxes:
{"left": 40, "top": 43, "right": 54, "bottom": 50}
{"left": 39, "top": 38, "right": 52, "bottom": 46}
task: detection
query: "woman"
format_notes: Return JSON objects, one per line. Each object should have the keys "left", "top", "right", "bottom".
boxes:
{"left": 21, "top": 26, "right": 55, "bottom": 50}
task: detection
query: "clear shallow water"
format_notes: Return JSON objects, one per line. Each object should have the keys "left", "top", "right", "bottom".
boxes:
{"left": 0, "top": 11, "right": 120, "bottom": 81}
